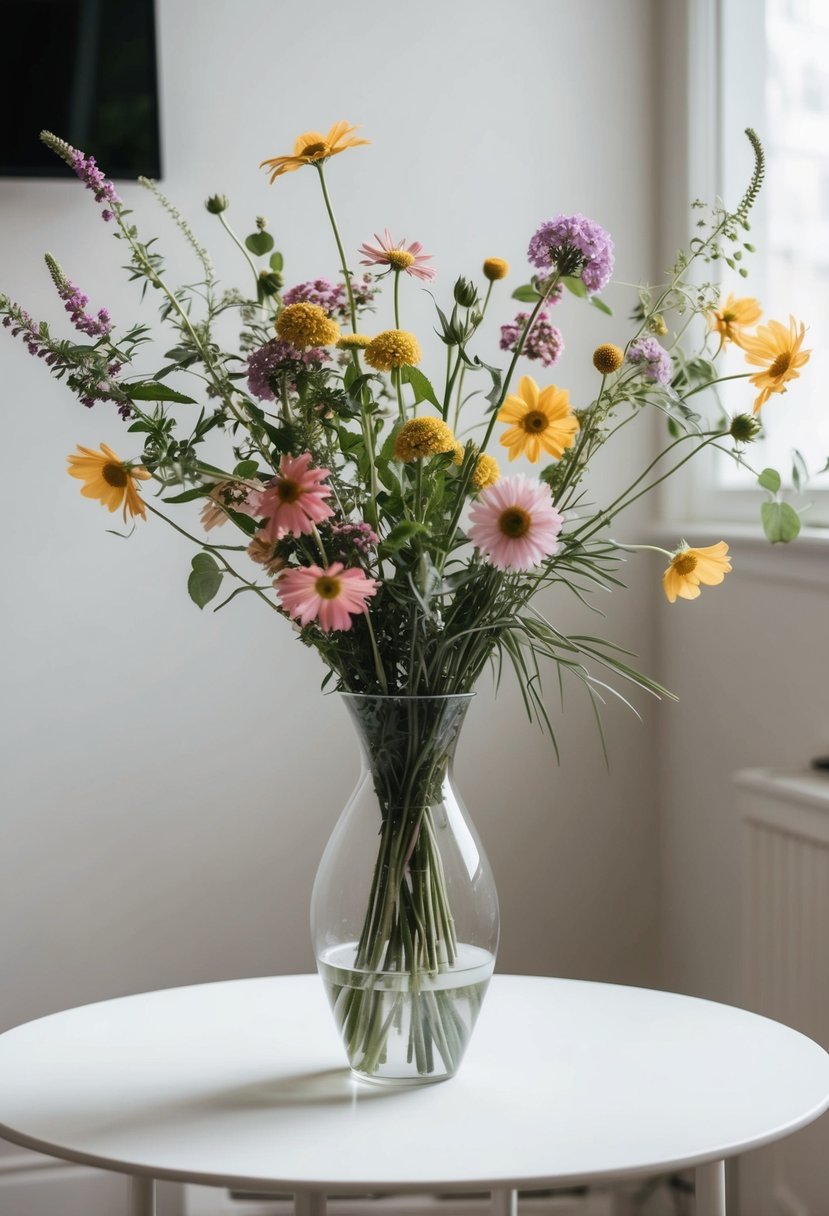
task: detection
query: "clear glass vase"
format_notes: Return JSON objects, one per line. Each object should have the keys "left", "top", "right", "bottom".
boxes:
{"left": 311, "top": 693, "right": 499, "bottom": 1085}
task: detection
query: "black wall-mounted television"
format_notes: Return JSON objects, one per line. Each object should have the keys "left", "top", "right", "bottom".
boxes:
{"left": 1, "top": 0, "right": 162, "bottom": 180}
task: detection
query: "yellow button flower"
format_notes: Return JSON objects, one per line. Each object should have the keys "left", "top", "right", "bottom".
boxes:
{"left": 276, "top": 302, "right": 340, "bottom": 349}
{"left": 365, "top": 329, "right": 422, "bottom": 372}
{"left": 393, "top": 417, "right": 456, "bottom": 462}
{"left": 592, "top": 343, "right": 624, "bottom": 374}
{"left": 483, "top": 258, "right": 509, "bottom": 281}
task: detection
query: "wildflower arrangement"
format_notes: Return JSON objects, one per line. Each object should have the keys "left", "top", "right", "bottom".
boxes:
{"left": 1, "top": 124, "right": 811, "bottom": 1078}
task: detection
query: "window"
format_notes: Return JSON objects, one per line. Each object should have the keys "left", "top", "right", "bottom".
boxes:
{"left": 679, "top": 0, "right": 829, "bottom": 526}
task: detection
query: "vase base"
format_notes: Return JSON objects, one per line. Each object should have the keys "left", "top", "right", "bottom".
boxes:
{"left": 349, "top": 1068, "right": 452, "bottom": 1088}
{"left": 318, "top": 941, "right": 494, "bottom": 1084}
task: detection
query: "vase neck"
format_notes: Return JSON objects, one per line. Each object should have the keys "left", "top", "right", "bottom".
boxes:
{"left": 340, "top": 694, "right": 473, "bottom": 811}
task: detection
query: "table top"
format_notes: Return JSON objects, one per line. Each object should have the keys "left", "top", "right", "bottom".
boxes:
{"left": 1, "top": 974, "right": 828, "bottom": 1192}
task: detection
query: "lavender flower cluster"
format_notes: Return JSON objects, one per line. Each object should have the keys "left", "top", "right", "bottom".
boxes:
{"left": 626, "top": 336, "right": 673, "bottom": 385}
{"left": 500, "top": 310, "right": 564, "bottom": 368}
{"left": 282, "top": 275, "right": 376, "bottom": 323}
{"left": 528, "top": 214, "right": 614, "bottom": 294}
{"left": 246, "top": 339, "right": 328, "bottom": 401}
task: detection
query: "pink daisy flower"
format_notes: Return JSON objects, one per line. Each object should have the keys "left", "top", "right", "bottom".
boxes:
{"left": 276, "top": 562, "right": 379, "bottom": 632}
{"left": 248, "top": 453, "right": 334, "bottom": 540}
{"left": 358, "top": 229, "right": 437, "bottom": 281}
{"left": 467, "top": 475, "right": 564, "bottom": 571}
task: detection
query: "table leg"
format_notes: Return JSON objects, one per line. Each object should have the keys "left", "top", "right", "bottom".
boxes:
{"left": 127, "top": 1175, "right": 156, "bottom": 1216}
{"left": 696, "top": 1159, "right": 726, "bottom": 1216}
{"left": 491, "top": 1188, "right": 517, "bottom": 1216}
{"left": 294, "top": 1189, "right": 327, "bottom": 1216}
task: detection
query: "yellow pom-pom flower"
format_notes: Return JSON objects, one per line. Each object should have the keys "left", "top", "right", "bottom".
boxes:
{"left": 393, "top": 417, "right": 456, "bottom": 462}
{"left": 592, "top": 343, "right": 624, "bottom": 374}
{"left": 483, "top": 257, "right": 509, "bottom": 281}
{"left": 276, "top": 303, "right": 340, "bottom": 349}
{"left": 471, "top": 453, "right": 500, "bottom": 489}
{"left": 337, "top": 333, "right": 373, "bottom": 350}
{"left": 365, "top": 329, "right": 422, "bottom": 372}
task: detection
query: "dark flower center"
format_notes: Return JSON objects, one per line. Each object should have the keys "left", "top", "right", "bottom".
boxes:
{"left": 102, "top": 462, "right": 128, "bottom": 487}
{"left": 769, "top": 352, "right": 791, "bottom": 378}
{"left": 276, "top": 478, "right": 301, "bottom": 503}
{"left": 522, "top": 410, "right": 549, "bottom": 434}
{"left": 498, "top": 507, "right": 531, "bottom": 539}
{"left": 315, "top": 576, "right": 341, "bottom": 600}
{"left": 301, "top": 141, "right": 328, "bottom": 159}
{"left": 672, "top": 553, "right": 697, "bottom": 576}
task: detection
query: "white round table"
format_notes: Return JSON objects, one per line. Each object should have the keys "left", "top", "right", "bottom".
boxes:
{"left": 0, "top": 975, "right": 827, "bottom": 1216}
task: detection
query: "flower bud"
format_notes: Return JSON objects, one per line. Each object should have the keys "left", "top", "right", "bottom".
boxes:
{"left": 648, "top": 313, "right": 668, "bottom": 336}
{"left": 453, "top": 277, "right": 479, "bottom": 308}
{"left": 729, "top": 413, "right": 762, "bottom": 442}
{"left": 205, "top": 194, "right": 229, "bottom": 214}
{"left": 258, "top": 270, "right": 282, "bottom": 296}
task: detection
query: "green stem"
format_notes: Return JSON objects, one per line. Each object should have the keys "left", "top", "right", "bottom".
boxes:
{"left": 143, "top": 502, "right": 280, "bottom": 614}
{"left": 217, "top": 213, "right": 259, "bottom": 286}
{"left": 316, "top": 165, "right": 357, "bottom": 333}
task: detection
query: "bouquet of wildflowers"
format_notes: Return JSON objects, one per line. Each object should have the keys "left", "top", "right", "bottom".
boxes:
{"left": 1, "top": 122, "right": 811, "bottom": 1078}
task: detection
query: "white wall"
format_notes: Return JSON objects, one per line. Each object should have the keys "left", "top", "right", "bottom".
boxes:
{"left": 0, "top": 0, "right": 663, "bottom": 1054}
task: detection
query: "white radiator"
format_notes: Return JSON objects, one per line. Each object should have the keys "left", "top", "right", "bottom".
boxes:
{"left": 735, "top": 767, "right": 829, "bottom": 1216}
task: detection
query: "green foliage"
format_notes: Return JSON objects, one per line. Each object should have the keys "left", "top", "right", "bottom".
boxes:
{"left": 187, "top": 553, "right": 223, "bottom": 608}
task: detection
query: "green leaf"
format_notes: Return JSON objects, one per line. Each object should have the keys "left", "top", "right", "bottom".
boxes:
{"left": 401, "top": 365, "right": 441, "bottom": 409}
{"left": 380, "top": 520, "right": 428, "bottom": 553}
{"left": 163, "top": 485, "right": 212, "bottom": 504}
{"left": 187, "top": 552, "right": 223, "bottom": 608}
{"left": 269, "top": 251, "right": 284, "bottom": 272}
{"left": 758, "top": 467, "right": 781, "bottom": 493}
{"left": 234, "top": 459, "right": 259, "bottom": 479}
{"left": 245, "top": 231, "right": 274, "bottom": 256}
{"left": 589, "top": 295, "right": 613, "bottom": 316}
{"left": 511, "top": 284, "right": 542, "bottom": 304}
{"left": 761, "top": 500, "right": 801, "bottom": 543}
{"left": 127, "top": 382, "right": 197, "bottom": 404}
{"left": 562, "top": 275, "right": 588, "bottom": 298}
{"left": 791, "top": 449, "right": 809, "bottom": 493}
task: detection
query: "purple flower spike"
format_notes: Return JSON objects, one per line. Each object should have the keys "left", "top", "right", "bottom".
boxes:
{"left": 626, "top": 336, "right": 673, "bottom": 385}
{"left": 70, "top": 150, "right": 121, "bottom": 212}
{"left": 528, "top": 214, "right": 614, "bottom": 294}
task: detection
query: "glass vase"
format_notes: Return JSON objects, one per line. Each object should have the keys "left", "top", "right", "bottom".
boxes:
{"left": 311, "top": 693, "right": 499, "bottom": 1085}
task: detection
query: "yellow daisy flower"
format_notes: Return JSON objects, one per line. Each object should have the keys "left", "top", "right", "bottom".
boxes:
{"left": 67, "top": 443, "right": 151, "bottom": 521}
{"left": 260, "top": 122, "right": 370, "bottom": 183}
{"left": 739, "top": 316, "right": 811, "bottom": 413}
{"left": 662, "top": 542, "right": 731, "bottom": 603}
{"left": 707, "top": 294, "right": 762, "bottom": 352}
{"left": 276, "top": 303, "right": 340, "bottom": 349}
{"left": 498, "top": 375, "right": 579, "bottom": 463}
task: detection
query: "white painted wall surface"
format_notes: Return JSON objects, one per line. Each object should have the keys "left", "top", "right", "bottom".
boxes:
{"left": 0, "top": 0, "right": 662, "bottom": 1068}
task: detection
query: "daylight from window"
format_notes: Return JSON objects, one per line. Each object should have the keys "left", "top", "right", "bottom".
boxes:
{"left": 717, "top": 0, "right": 828, "bottom": 496}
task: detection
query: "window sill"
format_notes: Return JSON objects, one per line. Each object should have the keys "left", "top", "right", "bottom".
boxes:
{"left": 647, "top": 521, "right": 829, "bottom": 588}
